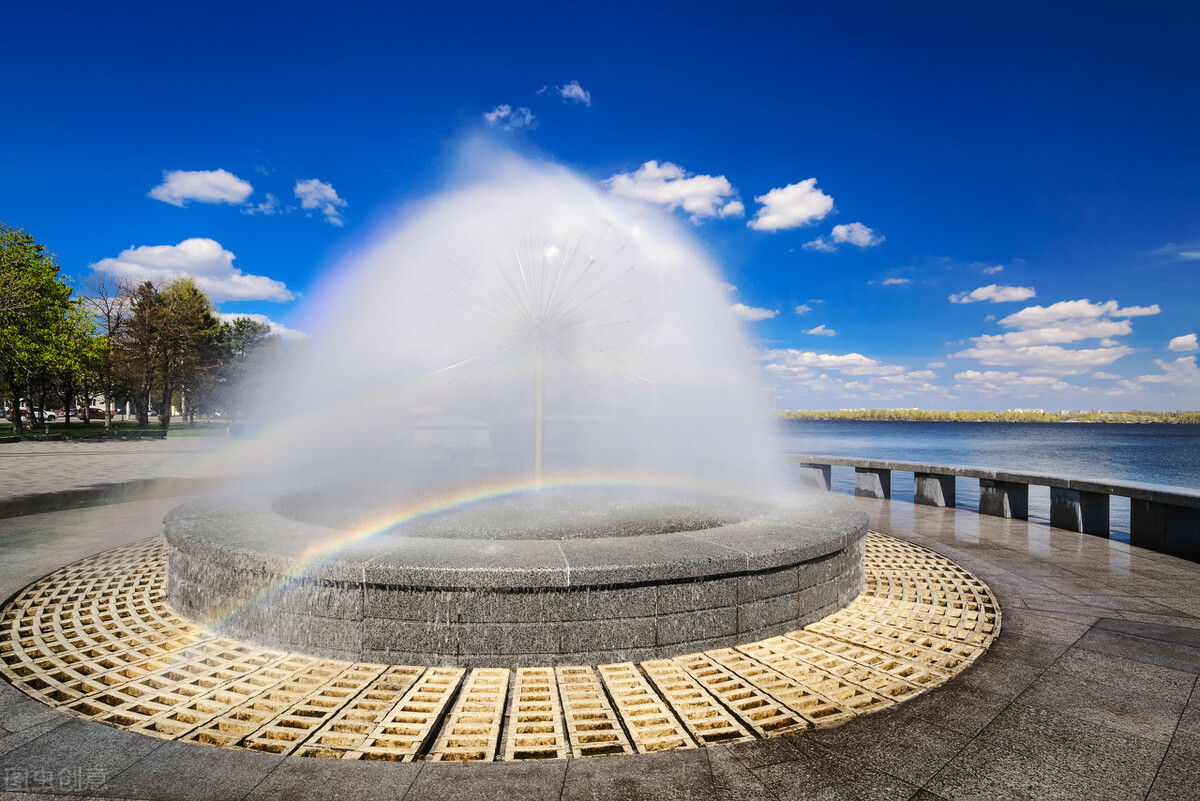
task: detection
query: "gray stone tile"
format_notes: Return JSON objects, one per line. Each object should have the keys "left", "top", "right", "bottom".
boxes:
{"left": 95, "top": 741, "right": 282, "bottom": 801}
{"left": 0, "top": 719, "right": 161, "bottom": 796}
{"left": 1051, "top": 646, "right": 1197, "bottom": 704}
{"left": 1095, "top": 617, "right": 1200, "bottom": 649}
{"left": 807, "top": 714, "right": 969, "bottom": 787}
{"left": 1073, "top": 626, "right": 1200, "bottom": 674}
{"left": 750, "top": 736, "right": 919, "bottom": 801}
{"left": 723, "top": 732, "right": 801, "bottom": 770}
{"left": 1016, "top": 668, "right": 1184, "bottom": 744}
{"left": 974, "top": 701, "right": 1167, "bottom": 794}
{"left": 925, "top": 739, "right": 1141, "bottom": 801}
{"left": 881, "top": 682, "right": 1013, "bottom": 738}
{"left": 0, "top": 720, "right": 68, "bottom": 760}
{"left": 561, "top": 748, "right": 713, "bottom": 801}
{"left": 1146, "top": 732, "right": 1200, "bottom": 801}
{"left": 412, "top": 760, "right": 566, "bottom": 801}
{"left": 998, "top": 609, "right": 1096, "bottom": 643}
{"left": 1177, "top": 678, "right": 1200, "bottom": 737}
{"left": 245, "top": 756, "right": 420, "bottom": 801}
{"left": 707, "top": 746, "right": 775, "bottom": 801}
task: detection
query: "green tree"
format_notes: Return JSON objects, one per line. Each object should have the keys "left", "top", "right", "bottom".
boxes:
{"left": 156, "top": 278, "right": 220, "bottom": 429}
{"left": 215, "top": 317, "right": 279, "bottom": 423}
{"left": 0, "top": 223, "right": 74, "bottom": 435}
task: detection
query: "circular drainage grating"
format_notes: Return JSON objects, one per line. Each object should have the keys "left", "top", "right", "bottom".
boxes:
{"left": 0, "top": 532, "right": 999, "bottom": 762}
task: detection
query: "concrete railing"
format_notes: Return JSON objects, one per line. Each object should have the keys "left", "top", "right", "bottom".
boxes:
{"left": 789, "top": 455, "right": 1200, "bottom": 560}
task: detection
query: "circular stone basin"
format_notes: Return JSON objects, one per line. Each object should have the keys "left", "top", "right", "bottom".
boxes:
{"left": 164, "top": 487, "right": 868, "bottom": 667}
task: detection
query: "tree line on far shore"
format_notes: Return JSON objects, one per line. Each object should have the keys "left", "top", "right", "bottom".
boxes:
{"left": 1, "top": 222, "right": 286, "bottom": 435}
{"left": 779, "top": 408, "right": 1200, "bottom": 424}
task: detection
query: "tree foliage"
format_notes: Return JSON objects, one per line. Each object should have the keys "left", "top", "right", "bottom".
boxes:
{"left": 2, "top": 222, "right": 284, "bottom": 436}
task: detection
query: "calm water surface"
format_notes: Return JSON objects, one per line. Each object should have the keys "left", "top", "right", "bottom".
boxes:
{"left": 777, "top": 420, "right": 1200, "bottom": 537}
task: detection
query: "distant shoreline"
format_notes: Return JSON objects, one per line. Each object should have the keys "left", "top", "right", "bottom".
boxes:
{"left": 778, "top": 409, "right": 1200, "bottom": 424}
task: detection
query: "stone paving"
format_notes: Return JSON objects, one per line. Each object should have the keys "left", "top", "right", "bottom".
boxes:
{"left": 0, "top": 442, "right": 1198, "bottom": 799}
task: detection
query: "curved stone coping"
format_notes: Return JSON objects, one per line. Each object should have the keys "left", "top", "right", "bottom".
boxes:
{"left": 789, "top": 454, "right": 1200, "bottom": 508}
{"left": 164, "top": 490, "right": 867, "bottom": 589}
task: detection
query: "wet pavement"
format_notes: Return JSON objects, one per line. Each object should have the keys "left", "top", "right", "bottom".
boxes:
{"left": 0, "top": 446, "right": 1197, "bottom": 800}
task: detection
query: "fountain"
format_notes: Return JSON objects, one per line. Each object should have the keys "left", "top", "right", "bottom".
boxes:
{"left": 164, "top": 149, "right": 867, "bottom": 666}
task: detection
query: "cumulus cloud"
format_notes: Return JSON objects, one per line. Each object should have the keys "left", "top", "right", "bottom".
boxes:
{"left": 802, "top": 236, "right": 837, "bottom": 253}
{"left": 294, "top": 179, "right": 347, "bottom": 226}
{"left": 148, "top": 168, "right": 253, "bottom": 207}
{"left": 794, "top": 304, "right": 812, "bottom": 315}
{"left": 242, "top": 192, "right": 280, "bottom": 217}
{"left": 731, "top": 303, "right": 778, "bottom": 321}
{"left": 217, "top": 312, "right": 308, "bottom": 341}
{"left": 1000, "top": 299, "right": 1160, "bottom": 329}
{"left": 605, "top": 161, "right": 742, "bottom": 224}
{"left": 557, "top": 80, "right": 591, "bottom": 106}
{"left": 881, "top": 278, "right": 910, "bottom": 286}
{"left": 1168, "top": 333, "right": 1199, "bottom": 352}
{"left": 761, "top": 349, "right": 905, "bottom": 377}
{"left": 949, "top": 284, "right": 1036, "bottom": 304}
{"left": 1093, "top": 371, "right": 1119, "bottom": 379}
{"left": 483, "top": 104, "right": 537, "bottom": 131}
{"left": 981, "top": 265, "right": 1005, "bottom": 275}
{"left": 953, "top": 343, "right": 1134, "bottom": 374}
{"left": 91, "top": 238, "right": 295, "bottom": 303}
{"left": 747, "top": 179, "right": 833, "bottom": 232}
{"left": 831, "top": 222, "right": 884, "bottom": 247}
{"left": 1138, "top": 356, "right": 1200, "bottom": 386}
{"left": 805, "top": 324, "right": 836, "bottom": 336}
{"left": 953, "top": 370, "right": 1071, "bottom": 393}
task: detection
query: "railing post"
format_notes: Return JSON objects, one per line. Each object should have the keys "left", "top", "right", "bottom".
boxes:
{"left": 854, "top": 467, "right": 891, "bottom": 499}
{"left": 1050, "top": 488, "right": 1110, "bottom": 535}
{"left": 1131, "top": 499, "right": 1200, "bottom": 558}
{"left": 914, "top": 472, "right": 956, "bottom": 507}
{"left": 797, "top": 463, "right": 832, "bottom": 491}
{"left": 979, "top": 479, "right": 1029, "bottom": 520}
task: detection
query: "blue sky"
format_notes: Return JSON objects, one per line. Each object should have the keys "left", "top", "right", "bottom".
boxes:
{"left": 4, "top": 2, "right": 1198, "bottom": 411}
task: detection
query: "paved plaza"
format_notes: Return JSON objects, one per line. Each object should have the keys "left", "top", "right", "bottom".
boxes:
{"left": 0, "top": 440, "right": 1198, "bottom": 800}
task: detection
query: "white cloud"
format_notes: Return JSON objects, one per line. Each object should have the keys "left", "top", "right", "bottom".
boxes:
{"left": 483, "top": 104, "right": 537, "bottom": 131}
{"left": 949, "top": 284, "right": 1036, "bottom": 304}
{"left": 804, "top": 325, "right": 837, "bottom": 337}
{"left": 881, "top": 278, "right": 910, "bottom": 286}
{"left": 970, "top": 320, "right": 1133, "bottom": 348}
{"left": 926, "top": 361, "right": 946, "bottom": 369}
{"left": 604, "top": 161, "right": 741, "bottom": 223}
{"left": 831, "top": 222, "right": 884, "bottom": 247}
{"left": 794, "top": 304, "right": 811, "bottom": 315}
{"left": 999, "top": 299, "right": 1160, "bottom": 329}
{"left": 557, "top": 80, "right": 591, "bottom": 106}
{"left": 218, "top": 312, "right": 308, "bottom": 340}
{"left": 802, "top": 236, "right": 837, "bottom": 253}
{"left": 982, "top": 265, "right": 1004, "bottom": 275}
{"left": 148, "top": 169, "right": 253, "bottom": 207}
{"left": 294, "top": 179, "right": 347, "bottom": 227}
{"left": 718, "top": 200, "right": 745, "bottom": 218}
{"left": 1168, "top": 333, "right": 1199, "bottom": 352}
{"left": 761, "top": 349, "right": 905, "bottom": 377}
{"left": 731, "top": 303, "right": 778, "bottom": 321}
{"left": 91, "top": 238, "right": 295, "bottom": 303}
{"left": 1151, "top": 243, "right": 1200, "bottom": 262}
{"left": 1093, "top": 371, "right": 1119, "bottom": 379}
{"left": 952, "top": 343, "right": 1134, "bottom": 374}
{"left": 1138, "top": 356, "right": 1200, "bottom": 387}
{"left": 242, "top": 192, "right": 280, "bottom": 216}
{"left": 747, "top": 179, "right": 833, "bottom": 232}
{"left": 953, "top": 370, "right": 1071, "bottom": 393}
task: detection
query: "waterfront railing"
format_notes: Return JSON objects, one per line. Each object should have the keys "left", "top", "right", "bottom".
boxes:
{"left": 790, "top": 455, "right": 1200, "bottom": 560}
